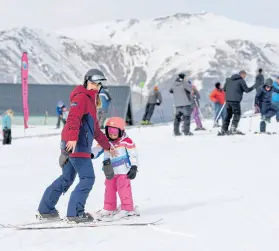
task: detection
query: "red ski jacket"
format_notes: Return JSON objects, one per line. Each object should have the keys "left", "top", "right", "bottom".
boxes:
{"left": 61, "top": 85, "right": 110, "bottom": 158}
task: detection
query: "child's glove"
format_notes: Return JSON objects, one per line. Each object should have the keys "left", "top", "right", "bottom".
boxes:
{"left": 127, "top": 165, "right": 138, "bottom": 180}
{"left": 103, "top": 159, "right": 114, "bottom": 180}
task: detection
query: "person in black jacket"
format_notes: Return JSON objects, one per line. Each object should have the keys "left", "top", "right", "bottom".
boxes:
{"left": 255, "top": 78, "right": 279, "bottom": 133}
{"left": 255, "top": 68, "right": 264, "bottom": 92}
{"left": 254, "top": 69, "right": 265, "bottom": 114}
{"left": 220, "top": 70, "right": 256, "bottom": 135}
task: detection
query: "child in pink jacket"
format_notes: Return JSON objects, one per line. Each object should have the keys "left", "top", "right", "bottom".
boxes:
{"left": 91, "top": 117, "right": 138, "bottom": 220}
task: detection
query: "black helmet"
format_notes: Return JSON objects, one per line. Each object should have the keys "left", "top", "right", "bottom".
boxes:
{"left": 84, "top": 69, "right": 107, "bottom": 88}
{"left": 178, "top": 73, "right": 186, "bottom": 79}
{"left": 265, "top": 78, "right": 273, "bottom": 87}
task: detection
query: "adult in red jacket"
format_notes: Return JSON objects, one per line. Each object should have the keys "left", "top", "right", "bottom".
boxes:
{"left": 38, "top": 69, "right": 114, "bottom": 223}
{"left": 209, "top": 82, "right": 226, "bottom": 127}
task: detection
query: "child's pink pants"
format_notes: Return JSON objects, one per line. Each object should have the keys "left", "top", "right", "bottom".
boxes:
{"left": 104, "top": 174, "right": 134, "bottom": 211}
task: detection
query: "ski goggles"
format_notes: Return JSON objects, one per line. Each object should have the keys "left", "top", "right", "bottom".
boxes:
{"left": 86, "top": 75, "right": 107, "bottom": 86}
{"left": 107, "top": 127, "right": 119, "bottom": 135}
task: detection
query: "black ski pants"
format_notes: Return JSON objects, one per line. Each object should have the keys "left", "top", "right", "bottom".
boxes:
{"left": 142, "top": 103, "right": 156, "bottom": 122}
{"left": 2, "top": 128, "right": 12, "bottom": 145}
{"left": 174, "top": 105, "right": 192, "bottom": 135}
{"left": 222, "top": 101, "right": 241, "bottom": 131}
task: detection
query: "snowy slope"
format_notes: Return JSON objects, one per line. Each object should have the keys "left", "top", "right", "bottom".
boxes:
{"left": 1, "top": 116, "right": 279, "bottom": 251}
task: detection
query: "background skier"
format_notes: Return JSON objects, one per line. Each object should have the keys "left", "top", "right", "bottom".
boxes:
{"left": 62, "top": 107, "right": 69, "bottom": 123}
{"left": 254, "top": 69, "right": 265, "bottom": 114}
{"left": 221, "top": 70, "right": 255, "bottom": 135}
{"left": 209, "top": 82, "right": 226, "bottom": 127}
{"left": 141, "top": 85, "right": 162, "bottom": 125}
{"left": 98, "top": 86, "right": 112, "bottom": 129}
{"left": 271, "top": 76, "right": 279, "bottom": 121}
{"left": 170, "top": 73, "right": 193, "bottom": 136}
{"left": 38, "top": 69, "right": 117, "bottom": 224}
{"left": 56, "top": 101, "right": 66, "bottom": 129}
{"left": 255, "top": 78, "right": 279, "bottom": 133}
{"left": 255, "top": 68, "right": 264, "bottom": 92}
{"left": 92, "top": 117, "right": 138, "bottom": 220}
{"left": 2, "top": 109, "right": 14, "bottom": 145}
{"left": 190, "top": 81, "right": 205, "bottom": 130}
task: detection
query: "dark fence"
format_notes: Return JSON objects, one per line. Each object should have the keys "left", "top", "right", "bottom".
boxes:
{"left": 0, "top": 84, "right": 135, "bottom": 125}
{"left": 0, "top": 83, "right": 74, "bottom": 116}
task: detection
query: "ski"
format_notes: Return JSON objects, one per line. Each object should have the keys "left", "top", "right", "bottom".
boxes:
{"left": 254, "top": 132, "right": 277, "bottom": 135}
{"left": 12, "top": 218, "right": 163, "bottom": 230}
{"left": 217, "top": 131, "right": 245, "bottom": 136}
{"left": 0, "top": 218, "right": 63, "bottom": 229}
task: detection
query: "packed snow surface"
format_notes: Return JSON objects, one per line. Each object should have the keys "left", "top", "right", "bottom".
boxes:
{"left": 1, "top": 116, "right": 279, "bottom": 251}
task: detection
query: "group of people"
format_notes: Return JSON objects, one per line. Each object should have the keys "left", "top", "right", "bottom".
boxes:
{"left": 142, "top": 74, "right": 205, "bottom": 133}
{"left": 168, "top": 68, "right": 279, "bottom": 136}
{"left": 37, "top": 69, "right": 138, "bottom": 223}
{"left": 5, "top": 67, "right": 279, "bottom": 224}
{"left": 208, "top": 68, "right": 279, "bottom": 135}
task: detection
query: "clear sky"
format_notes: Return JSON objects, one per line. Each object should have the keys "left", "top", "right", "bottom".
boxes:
{"left": 0, "top": 0, "right": 277, "bottom": 30}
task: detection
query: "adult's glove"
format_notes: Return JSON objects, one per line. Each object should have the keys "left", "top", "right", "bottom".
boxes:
{"left": 103, "top": 158, "right": 114, "bottom": 180}
{"left": 59, "top": 140, "right": 72, "bottom": 168}
{"left": 91, "top": 153, "right": 94, "bottom": 159}
{"left": 127, "top": 165, "right": 138, "bottom": 180}
{"left": 156, "top": 102, "right": 161, "bottom": 106}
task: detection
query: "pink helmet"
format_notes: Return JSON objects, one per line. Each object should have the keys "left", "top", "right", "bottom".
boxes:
{"left": 105, "top": 117, "right": 126, "bottom": 138}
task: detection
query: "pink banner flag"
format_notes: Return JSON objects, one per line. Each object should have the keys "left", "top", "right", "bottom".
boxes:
{"left": 21, "top": 52, "right": 29, "bottom": 129}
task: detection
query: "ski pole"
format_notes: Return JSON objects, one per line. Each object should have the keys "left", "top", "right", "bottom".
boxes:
{"left": 249, "top": 98, "right": 257, "bottom": 132}
{"left": 158, "top": 106, "right": 164, "bottom": 122}
{"left": 194, "top": 99, "right": 204, "bottom": 121}
{"left": 213, "top": 102, "right": 226, "bottom": 127}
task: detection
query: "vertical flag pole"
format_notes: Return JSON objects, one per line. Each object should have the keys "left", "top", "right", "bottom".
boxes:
{"left": 21, "top": 52, "right": 29, "bottom": 137}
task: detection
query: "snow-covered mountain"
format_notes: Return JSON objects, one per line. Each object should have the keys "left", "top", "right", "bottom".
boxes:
{"left": 57, "top": 12, "right": 279, "bottom": 89}
{"left": 2, "top": 12, "right": 279, "bottom": 106}
{"left": 0, "top": 27, "right": 149, "bottom": 90}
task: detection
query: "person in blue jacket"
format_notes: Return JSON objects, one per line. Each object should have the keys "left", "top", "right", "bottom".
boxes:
{"left": 255, "top": 78, "right": 279, "bottom": 133}
{"left": 2, "top": 109, "right": 14, "bottom": 145}
{"left": 98, "top": 87, "right": 112, "bottom": 129}
{"left": 56, "top": 101, "right": 66, "bottom": 129}
{"left": 272, "top": 76, "right": 279, "bottom": 121}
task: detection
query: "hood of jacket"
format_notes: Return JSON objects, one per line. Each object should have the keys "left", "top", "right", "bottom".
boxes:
{"left": 231, "top": 74, "right": 243, "bottom": 81}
